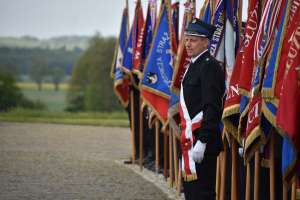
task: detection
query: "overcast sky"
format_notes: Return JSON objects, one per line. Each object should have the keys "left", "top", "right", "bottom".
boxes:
{"left": 0, "top": 0, "right": 246, "bottom": 39}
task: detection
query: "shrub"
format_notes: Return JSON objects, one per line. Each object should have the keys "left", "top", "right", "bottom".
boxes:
{"left": 0, "top": 71, "right": 46, "bottom": 111}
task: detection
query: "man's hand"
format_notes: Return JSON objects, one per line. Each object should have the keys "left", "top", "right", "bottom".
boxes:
{"left": 192, "top": 140, "right": 206, "bottom": 163}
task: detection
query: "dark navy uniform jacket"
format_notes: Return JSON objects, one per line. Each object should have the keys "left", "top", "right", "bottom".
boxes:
{"left": 182, "top": 50, "right": 225, "bottom": 156}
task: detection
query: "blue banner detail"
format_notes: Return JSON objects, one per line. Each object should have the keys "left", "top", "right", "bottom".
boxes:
{"left": 202, "top": 1, "right": 211, "bottom": 23}
{"left": 262, "top": 0, "right": 287, "bottom": 92}
{"left": 115, "top": 11, "right": 128, "bottom": 81}
{"left": 122, "top": 26, "right": 134, "bottom": 72}
{"left": 141, "top": 6, "right": 173, "bottom": 97}
{"left": 282, "top": 136, "right": 297, "bottom": 175}
{"left": 210, "top": 0, "right": 224, "bottom": 57}
{"left": 240, "top": 95, "right": 249, "bottom": 114}
{"left": 143, "top": 6, "right": 154, "bottom": 63}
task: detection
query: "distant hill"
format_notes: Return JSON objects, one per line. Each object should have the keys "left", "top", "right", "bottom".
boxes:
{"left": 0, "top": 35, "right": 91, "bottom": 50}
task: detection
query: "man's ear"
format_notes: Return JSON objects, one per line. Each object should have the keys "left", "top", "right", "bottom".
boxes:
{"left": 204, "top": 38, "right": 209, "bottom": 48}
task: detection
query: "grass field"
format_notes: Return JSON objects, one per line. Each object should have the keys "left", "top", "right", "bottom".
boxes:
{"left": 17, "top": 82, "right": 68, "bottom": 112}
{"left": 17, "top": 82, "right": 69, "bottom": 90}
{"left": 0, "top": 108, "right": 129, "bottom": 127}
{"left": 6, "top": 82, "right": 129, "bottom": 127}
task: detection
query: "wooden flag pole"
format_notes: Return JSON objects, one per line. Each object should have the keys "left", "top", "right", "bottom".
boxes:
{"left": 173, "top": 129, "right": 179, "bottom": 189}
{"left": 283, "top": 182, "right": 288, "bottom": 200}
{"left": 245, "top": 162, "right": 251, "bottom": 200}
{"left": 169, "top": 128, "right": 174, "bottom": 187}
{"left": 155, "top": 119, "right": 160, "bottom": 173}
{"left": 220, "top": 140, "right": 228, "bottom": 200}
{"left": 130, "top": 90, "right": 136, "bottom": 163}
{"left": 292, "top": 176, "right": 297, "bottom": 200}
{"left": 177, "top": 161, "right": 182, "bottom": 196}
{"left": 164, "top": 128, "right": 168, "bottom": 180}
{"left": 254, "top": 151, "right": 261, "bottom": 200}
{"left": 139, "top": 99, "right": 144, "bottom": 171}
{"left": 270, "top": 132, "right": 275, "bottom": 200}
{"left": 216, "top": 155, "right": 221, "bottom": 200}
{"left": 231, "top": 137, "right": 238, "bottom": 200}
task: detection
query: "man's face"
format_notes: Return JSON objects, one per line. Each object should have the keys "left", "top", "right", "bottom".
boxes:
{"left": 184, "top": 35, "right": 209, "bottom": 57}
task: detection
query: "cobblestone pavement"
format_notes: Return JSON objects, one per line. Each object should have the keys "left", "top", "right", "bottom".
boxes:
{"left": 0, "top": 122, "right": 177, "bottom": 200}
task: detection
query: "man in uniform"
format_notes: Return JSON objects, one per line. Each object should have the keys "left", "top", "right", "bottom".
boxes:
{"left": 179, "top": 18, "right": 225, "bottom": 200}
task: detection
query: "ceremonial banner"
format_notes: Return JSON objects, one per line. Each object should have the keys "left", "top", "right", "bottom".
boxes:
{"left": 136, "top": 0, "right": 156, "bottom": 75}
{"left": 222, "top": 45, "right": 243, "bottom": 143}
{"left": 277, "top": 9, "right": 300, "bottom": 184}
{"left": 224, "top": 0, "right": 240, "bottom": 86}
{"left": 132, "top": 0, "right": 145, "bottom": 75}
{"left": 122, "top": 0, "right": 144, "bottom": 75}
{"left": 237, "top": 0, "right": 260, "bottom": 140}
{"left": 244, "top": 92, "right": 263, "bottom": 162}
{"left": 243, "top": 0, "right": 284, "bottom": 161}
{"left": 222, "top": 0, "right": 258, "bottom": 142}
{"left": 261, "top": 0, "right": 289, "bottom": 127}
{"left": 273, "top": 0, "right": 300, "bottom": 101}
{"left": 111, "top": 6, "right": 129, "bottom": 107}
{"left": 209, "top": 0, "right": 225, "bottom": 63}
{"left": 253, "top": 0, "right": 282, "bottom": 69}
{"left": 122, "top": 23, "right": 134, "bottom": 75}
{"left": 140, "top": 1, "right": 174, "bottom": 125}
{"left": 237, "top": 0, "right": 259, "bottom": 97}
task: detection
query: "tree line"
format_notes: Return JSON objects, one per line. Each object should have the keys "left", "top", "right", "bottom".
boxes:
{"left": 0, "top": 35, "right": 123, "bottom": 112}
{"left": 0, "top": 46, "right": 82, "bottom": 90}
{"left": 0, "top": 46, "right": 82, "bottom": 75}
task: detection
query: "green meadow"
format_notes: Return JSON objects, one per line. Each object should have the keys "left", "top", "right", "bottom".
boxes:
{"left": 0, "top": 82, "right": 129, "bottom": 127}
{"left": 17, "top": 82, "right": 68, "bottom": 112}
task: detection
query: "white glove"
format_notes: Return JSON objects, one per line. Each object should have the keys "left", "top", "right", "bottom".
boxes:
{"left": 238, "top": 147, "right": 244, "bottom": 157}
{"left": 192, "top": 140, "right": 206, "bottom": 163}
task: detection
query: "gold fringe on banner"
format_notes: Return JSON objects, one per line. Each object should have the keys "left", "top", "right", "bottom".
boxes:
{"left": 182, "top": 171, "right": 198, "bottom": 182}
{"left": 222, "top": 104, "right": 241, "bottom": 144}
{"left": 244, "top": 126, "right": 265, "bottom": 163}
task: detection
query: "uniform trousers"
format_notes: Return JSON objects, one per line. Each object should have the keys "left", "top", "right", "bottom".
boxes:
{"left": 183, "top": 155, "right": 217, "bottom": 200}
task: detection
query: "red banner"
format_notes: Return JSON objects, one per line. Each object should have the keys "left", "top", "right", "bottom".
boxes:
{"left": 238, "top": 0, "right": 259, "bottom": 96}
{"left": 277, "top": 11, "right": 300, "bottom": 151}
{"left": 132, "top": 0, "right": 145, "bottom": 74}
{"left": 244, "top": 94, "right": 263, "bottom": 162}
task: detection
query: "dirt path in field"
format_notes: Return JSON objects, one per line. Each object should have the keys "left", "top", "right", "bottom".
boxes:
{"left": 0, "top": 122, "right": 183, "bottom": 200}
